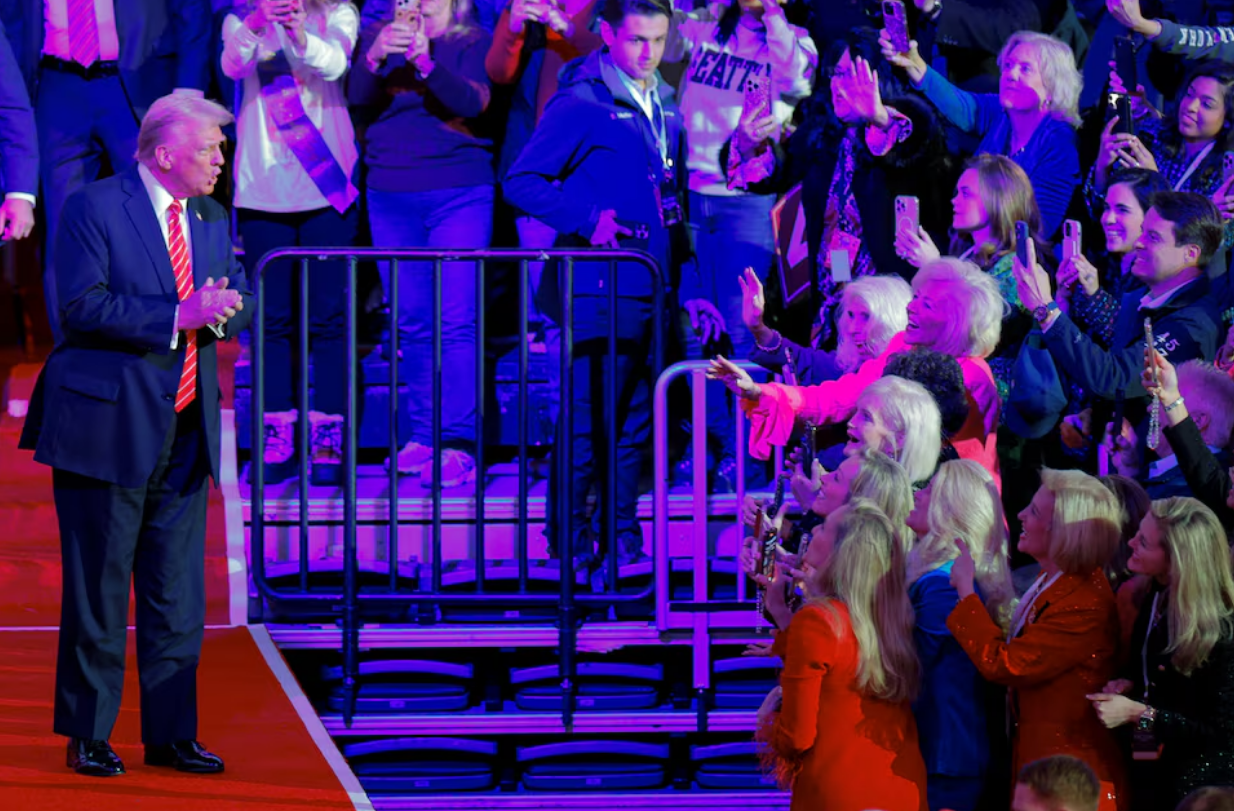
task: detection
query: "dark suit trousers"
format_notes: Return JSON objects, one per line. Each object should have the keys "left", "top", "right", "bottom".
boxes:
{"left": 52, "top": 401, "right": 208, "bottom": 744}
{"left": 35, "top": 67, "right": 138, "bottom": 345}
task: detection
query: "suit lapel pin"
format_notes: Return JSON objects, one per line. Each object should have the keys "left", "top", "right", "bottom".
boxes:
{"left": 195, "top": 210, "right": 203, "bottom": 220}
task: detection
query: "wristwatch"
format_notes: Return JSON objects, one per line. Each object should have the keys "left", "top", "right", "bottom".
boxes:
{"left": 1138, "top": 705, "right": 1158, "bottom": 732}
{"left": 1034, "top": 301, "right": 1059, "bottom": 324}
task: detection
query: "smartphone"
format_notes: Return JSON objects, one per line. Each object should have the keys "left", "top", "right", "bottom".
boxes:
{"left": 1223, "top": 152, "right": 1234, "bottom": 184}
{"left": 830, "top": 248, "right": 853, "bottom": 283}
{"left": 1063, "top": 220, "right": 1081, "bottom": 263}
{"left": 883, "top": 0, "right": 910, "bottom": 53}
{"left": 395, "top": 0, "right": 422, "bottom": 33}
{"left": 1144, "top": 317, "right": 1159, "bottom": 387}
{"left": 1015, "top": 221, "right": 1031, "bottom": 267}
{"left": 894, "top": 195, "right": 920, "bottom": 240}
{"left": 742, "top": 74, "right": 773, "bottom": 124}
{"left": 1114, "top": 35, "right": 1137, "bottom": 94}
{"left": 1114, "top": 94, "right": 1136, "bottom": 136}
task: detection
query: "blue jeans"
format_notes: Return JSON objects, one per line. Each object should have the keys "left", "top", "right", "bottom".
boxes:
{"left": 680, "top": 191, "right": 776, "bottom": 471}
{"left": 368, "top": 184, "right": 495, "bottom": 451}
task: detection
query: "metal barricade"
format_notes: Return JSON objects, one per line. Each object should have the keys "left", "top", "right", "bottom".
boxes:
{"left": 248, "top": 247, "right": 666, "bottom": 726}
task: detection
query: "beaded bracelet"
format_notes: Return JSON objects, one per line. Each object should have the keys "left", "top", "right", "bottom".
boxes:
{"left": 755, "top": 331, "right": 783, "bottom": 354}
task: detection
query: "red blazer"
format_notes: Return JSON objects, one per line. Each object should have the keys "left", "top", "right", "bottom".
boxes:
{"left": 947, "top": 570, "right": 1127, "bottom": 810}
{"left": 767, "top": 602, "right": 927, "bottom": 811}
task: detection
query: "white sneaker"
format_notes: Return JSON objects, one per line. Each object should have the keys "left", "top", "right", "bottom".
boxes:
{"left": 422, "top": 449, "right": 477, "bottom": 489}
{"left": 388, "top": 441, "right": 433, "bottom": 475}
{"left": 263, "top": 410, "right": 297, "bottom": 464}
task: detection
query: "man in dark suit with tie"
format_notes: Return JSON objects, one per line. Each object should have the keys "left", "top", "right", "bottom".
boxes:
{"left": 0, "top": 0, "right": 211, "bottom": 342}
{"left": 0, "top": 16, "right": 36, "bottom": 242}
{"left": 19, "top": 91, "right": 251, "bottom": 777}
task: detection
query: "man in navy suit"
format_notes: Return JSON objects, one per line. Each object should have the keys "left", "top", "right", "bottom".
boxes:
{"left": 0, "top": 0, "right": 211, "bottom": 342}
{"left": 0, "top": 16, "right": 36, "bottom": 241}
{"left": 19, "top": 91, "right": 251, "bottom": 777}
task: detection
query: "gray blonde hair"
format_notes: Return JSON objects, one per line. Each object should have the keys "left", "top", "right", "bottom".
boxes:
{"left": 848, "top": 449, "right": 914, "bottom": 551}
{"left": 858, "top": 376, "right": 942, "bottom": 485}
{"left": 1150, "top": 497, "right": 1234, "bottom": 676}
{"left": 911, "top": 257, "right": 1003, "bottom": 360}
{"left": 909, "top": 459, "right": 1016, "bottom": 629}
{"left": 1178, "top": 361, "right": 1234, "bottom": 449}
{"left": 999, "top": 30, "right": 1083, "bottom": 127}
{"left": 836, "top": 275, "right": 912, "bottom": 373}
{"left": 1038, "top": 468, "right": 1122, "bottom": 576}
{"left": 135, "top": 92, "right": 233, "bottom": 166}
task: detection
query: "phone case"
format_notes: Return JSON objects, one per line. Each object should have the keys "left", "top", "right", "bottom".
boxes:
{"left": 1114, "top": 94, "right": 1136, "bottom": 136}
{"left": 830, "top": 249, "right": 853, "bottom": 283}
{"left": 1144, "top": 317, "right": 1159, "bottom": 387}
{"left": 883, "top": 0, "right": 910, "bottom": 53}
{"left": 1015, "top": 221, "right": 1030, "bottom": 266}
{"left": 395, "top": 0, "right": 422, "bottom": 32}
{"left": 1114, "top": 35, "right": 1137, "bottom": 92}
{"left": 742, "top": 74, "right": 773, "bottom": 122}
{"left": 894, "top": 196, "right": 919, "bottom": 238}
{"left": 1224, "top": 152, "right": 1234, "bottom": 183}
{"left": 1063, "top": 220, "right": 1081, "bottom": 263}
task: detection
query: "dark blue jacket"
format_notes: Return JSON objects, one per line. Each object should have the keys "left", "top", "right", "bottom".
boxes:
{"left": 910, "top": 563, "right": 992, "bottom": 780}
{"left": 1042, "top": 276, "right": 1220, "bottom": 420}
{"left": 0, "top": 17, "right": 35, "bottom": 197}
{"left": 503, "top": 48, "right": 688, "bottom": 312}
{"left": 0, "top": 0, "right": 211, "bottom": 119}
{"left": 19, "top": 166, "right": 253, "bottom": 488}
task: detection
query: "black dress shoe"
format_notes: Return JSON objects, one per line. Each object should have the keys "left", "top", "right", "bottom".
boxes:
{"left": 144, "top": 740, "right": 225, "bottom": 773}
{"left": 67, "top": 737, "right": 125, "bottom": 777}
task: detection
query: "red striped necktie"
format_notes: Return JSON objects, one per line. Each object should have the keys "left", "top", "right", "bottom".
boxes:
{"left": 66, "top": 0, "right": 100, "bottom": 68}
{"left": 168, "top": 201, "right": 196, "bottom": 412}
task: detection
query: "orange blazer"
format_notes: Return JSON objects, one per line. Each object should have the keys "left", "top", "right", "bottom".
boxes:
{"left": 767, "top": 602, "right": 928, "bottom": 811}
{"left": 947, "top": 569, "right": 1127, "bottom": 810}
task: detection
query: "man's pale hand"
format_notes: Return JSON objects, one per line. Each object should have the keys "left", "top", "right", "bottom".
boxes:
{"left": 179, "top": 277, "right": 244, "bottom": 331}
{"left": 0, "top": 198, "right": 34, "bottom": 241}
{"left": 1107, "top": 0, "right": 1161, "bottom": 38}
{"left": 685, "top": 298, "right": 727, "bottom": 345}
{"left": 590, "top": 209, "right": 632, "bottom": 248}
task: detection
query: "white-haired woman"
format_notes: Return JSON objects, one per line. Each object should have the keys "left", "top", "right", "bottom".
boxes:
{"left": 757, "top": 499, "right": 927, "bottom": 810}
{"left": 222, "top": 0, "right": 360, "bottom": 487}
{"left": 350, "top": 0, "right": 493, "bottom": 487}
{"left": 906, "top": 458, "right": 1015, "bottom": 811}
{"left": 881, "top": 29, "right": 1081, "bottom": 238}
{"left": 949, "top": 468, "right": 1126, "bottom": 807}
{"left": 1088, "top": 497, "right": 1234, "bottom": 811}
{"left": 743, "top": 269, "right": 911, "bottom": 385}
{"left": 711, "top": 257, "right": 1003, "bottom": 484}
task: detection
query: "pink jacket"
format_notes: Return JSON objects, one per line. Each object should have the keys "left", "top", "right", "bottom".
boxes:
{"left": 741, "top": 333, "right": 1001, "bottom": 483}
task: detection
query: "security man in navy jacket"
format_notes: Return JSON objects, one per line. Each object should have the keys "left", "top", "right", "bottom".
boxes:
{"left": 504, "top": 0, "right": 688, "bottom": 579}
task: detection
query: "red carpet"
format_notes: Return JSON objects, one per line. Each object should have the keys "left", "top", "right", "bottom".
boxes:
{"left": 0, "top": 361, "right": 233, "bottom": 628}
{"left": 0, "top": 627, "right": 355, "bottom": 810}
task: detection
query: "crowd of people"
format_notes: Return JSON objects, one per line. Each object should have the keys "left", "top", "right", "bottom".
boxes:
{"left": 8, "top": 0, "right": 1234, "bottom": 803}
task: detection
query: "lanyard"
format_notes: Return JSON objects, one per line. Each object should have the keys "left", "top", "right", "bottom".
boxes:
{"left": 1141, "top": 591, "right": 1164, "bottom": 702}
{"left": 1008, "top": 571, "right": 1062, "bottom": 642}
{"left": 1173, "top": 141, "right": 1215, "bottom": 191}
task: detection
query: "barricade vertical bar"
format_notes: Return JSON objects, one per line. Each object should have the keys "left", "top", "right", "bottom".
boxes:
{"left": 342, "top": 256, "right": 359, "bottom": 726}
{"left": 252, "top": 263, "right": 266, "bottom": 617}
{"left": 560, "top": 256, "right": 576, "bottom": 731}
{"left": 734, "top": 407, "right": 747, "bottom": 603}
{"left": 475, "top": 258, "right": 486, "bottom": 593}
{"left": 517, "top": 258, "right": 530, "bottom": 593}
{"left": 691, "top": 371, "right": 708, "bottom": 605}
{"left": 432, "top": 258, "right": 443, "bottom": 594}
{"left": 606, "top": 258, "right": 618, "bottom": 596}
{"left": 297, "top": 257, "right": 310, "bottom": 592}
{"left": 388, "top": 258, "right": 400, "bottom": 591}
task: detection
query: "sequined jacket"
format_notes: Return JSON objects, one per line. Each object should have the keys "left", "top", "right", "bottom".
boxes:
{"left": 1125, "top": 585, "right": 1234, "bottom": 810}
{"left": 947, "top": 570, "right": 1127, "bottom": 809}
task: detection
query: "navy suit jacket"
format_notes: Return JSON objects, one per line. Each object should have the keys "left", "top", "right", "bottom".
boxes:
{"left": 0, "top": 0, "right": 211, "bottom": 119}
{"left": 19, "top": 166, "right": 253, "bottom": 488}
{"left": 0, "top": 17, "right": 36, "bottom": 197}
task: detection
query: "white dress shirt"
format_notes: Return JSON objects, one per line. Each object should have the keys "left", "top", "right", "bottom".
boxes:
{"left": 42, "top": 0, "right": 121, "bottom": 63}
{"left": 137, "top": 163, "right": 190, "bottom": 347}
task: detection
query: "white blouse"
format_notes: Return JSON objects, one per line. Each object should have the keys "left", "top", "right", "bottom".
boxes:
{"left": 221, "top": 3, "right": 360, "bottom": 213}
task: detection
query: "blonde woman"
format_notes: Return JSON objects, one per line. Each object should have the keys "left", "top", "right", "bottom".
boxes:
{"left": 905, "top": 458, "right": 1014, "bottom": 811}
{"left": 743, "top": 269, "right": 912, "bottom": 384}
{"left": 758, "top": 499, "right": 926, "bottom": 811}
{"left": 1088, "top": 498, "right": 1234, "bottom": 811}
{"left": 948, "top": 469, "right": 1125, "bottom": 808}
{"left": 712, "top": 257, "right": 1003, "bottom": 484}
{"left": 881, "top": 29, "right": 1081, "bottom": 238}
